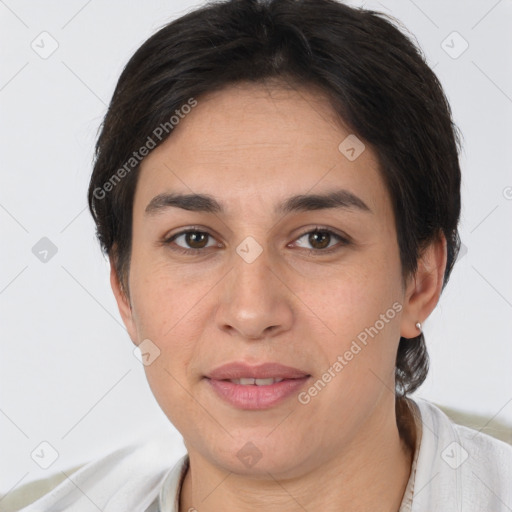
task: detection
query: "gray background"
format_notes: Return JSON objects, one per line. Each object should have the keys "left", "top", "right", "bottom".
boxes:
{"left": 1, "top": 0, "right": 511, "bottom": 496}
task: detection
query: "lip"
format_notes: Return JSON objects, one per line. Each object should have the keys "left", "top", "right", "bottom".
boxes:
{"left": 206, "top": 362, "right": 309, "bottom": 380}
{"left": 205, "top": 362, "right": 311, "bottom": 410}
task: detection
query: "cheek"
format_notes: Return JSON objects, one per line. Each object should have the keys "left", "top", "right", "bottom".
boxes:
{"left": 298, "top": 253, "right": 403, "bottom": 383}
{"left": 302, "top": 253, "right": 400, "bottom": 330}
{"left": 132, "top": 265, "right": 203, "bottom": 427}
{"left": 299, "top": 280, "right": 402, "bottom": 427}
{"left": 128, "top": 245, "right": 205, "bottom": 339}
{"left": 144, "top": 361, "right": 202, "bottom": 439}
{"left": 128, "top": 249, "right": 211, "bottom": 377}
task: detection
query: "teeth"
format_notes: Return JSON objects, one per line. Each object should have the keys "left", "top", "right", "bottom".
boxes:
{"left": 255, "top": 378, "right": 276, "bottom": 386}
{"left": 229, "top": 377, "right": 285, "bottom": 386}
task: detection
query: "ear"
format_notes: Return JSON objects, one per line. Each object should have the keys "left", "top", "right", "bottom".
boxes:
{"left": 400, "top": 232, "right": 447, "bottom": 339}
{"left": 109, "top": 254, "right": 138, "bottom": 345}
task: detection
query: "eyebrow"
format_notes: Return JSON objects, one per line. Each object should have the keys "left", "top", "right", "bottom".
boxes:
{"left": 144, "top": 189, "right": 372, "bottom": 217}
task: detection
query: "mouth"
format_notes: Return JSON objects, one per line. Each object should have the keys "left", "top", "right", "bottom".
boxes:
{"left": 204, "top": 362, "right": 311, "bottom": 410}
{"left": 206, "top": 361, "right": 310, "bottom": 380}
{"left": 227, "top": 377, "right": 285, "bottom": 385}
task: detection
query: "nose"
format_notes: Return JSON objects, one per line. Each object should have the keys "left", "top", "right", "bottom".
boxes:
{"left": 215, "top": 243, "right": 294, "bottom": 341}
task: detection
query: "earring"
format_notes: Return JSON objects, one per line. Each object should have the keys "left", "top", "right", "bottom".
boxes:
{"left": 415, "top": 321, "right": 422, "bottom": 334}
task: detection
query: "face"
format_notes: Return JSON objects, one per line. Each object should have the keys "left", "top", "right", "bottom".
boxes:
{"left": 115, "top": 82, "right": 414, "bottom": 478}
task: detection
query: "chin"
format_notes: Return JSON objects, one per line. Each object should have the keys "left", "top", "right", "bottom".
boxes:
{"left": 201, "top": 434, "right": 315, "bottom": 479}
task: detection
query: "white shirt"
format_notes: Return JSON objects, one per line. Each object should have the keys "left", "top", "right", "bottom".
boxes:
{"left": 19, "top": 398, "right": 512, "bottom": 511}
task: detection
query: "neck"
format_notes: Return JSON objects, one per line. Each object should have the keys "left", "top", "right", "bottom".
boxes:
{"left": 180, "top": 398, "right": 415, "bottom": 512}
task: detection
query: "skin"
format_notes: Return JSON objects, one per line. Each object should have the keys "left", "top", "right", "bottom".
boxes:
{"left": 110, "top": 81, "right": 447, "bottom": 511}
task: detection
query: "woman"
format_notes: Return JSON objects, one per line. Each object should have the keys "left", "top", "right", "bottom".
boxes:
{"left": 19, "top": 0, "right": 512, "bottom": 510}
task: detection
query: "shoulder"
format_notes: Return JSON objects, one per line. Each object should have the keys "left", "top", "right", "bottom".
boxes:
{"left": 8, "top": 429, "right": 186, "bottom": 512}
{"left": 417, "top": 398, "right": 512, "bottom": 464}
{"left": 410, "top": 398, "right": 512, "bottom": 512}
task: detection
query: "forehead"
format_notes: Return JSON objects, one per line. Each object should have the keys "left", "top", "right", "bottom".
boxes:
{"left": 135, "top": 83, "right": 388, "bottom": 219}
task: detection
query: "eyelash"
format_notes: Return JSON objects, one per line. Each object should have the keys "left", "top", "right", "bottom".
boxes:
{"left": 162, "top": 226, "right": 351, "bottom": 256}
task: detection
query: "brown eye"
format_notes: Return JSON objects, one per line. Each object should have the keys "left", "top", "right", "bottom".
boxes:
{"left": 308, "top": 231, "right": 331, "bottom": 249}
{"left": 183, "top": 231, "right": 209, "bottom": 249}
{"left": 165, "top": 230, "right": 219, "bottom": 253}
{"left": 294, "top": 228, "right": 348, "bottom": 253}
